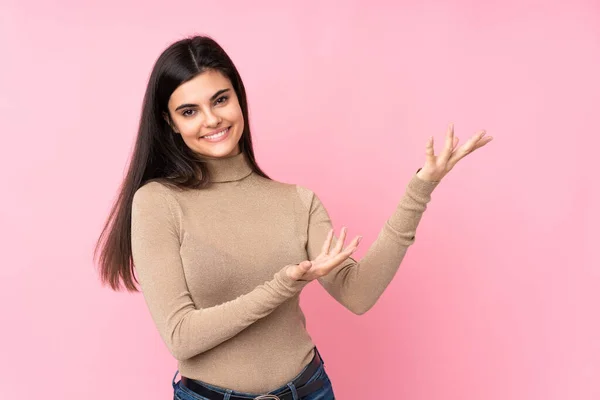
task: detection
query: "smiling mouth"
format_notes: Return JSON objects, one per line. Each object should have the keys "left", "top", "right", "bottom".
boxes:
{"left": 201, "top": 127, "right": 231, "bottom": 141}
{"left": 201, "top": 127, "right": 229, "bottom": 138}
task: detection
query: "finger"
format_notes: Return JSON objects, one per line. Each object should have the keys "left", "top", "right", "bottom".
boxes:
{"left": 300, "top": 260, "right": 312, "bottom": 272}
{"left": 344, "top": 236, "right": 361, "bottom": 255}
{"left": 312, "top": 236, "right": 361, "bottom": 275}
{"left": 320, "top": 229, "right": 334, "bottom": 256}
{"left": 425, "top": 135, "right": 435, "bottom": 164}
{"left": 452, "top": 136, "right": 459, "bottom": 151}
{"left": 459, "top": 130, "right": 483, "bottom": 154}
{"left": 286, "top": 261, "right": 312, "bottom": 280}
{"left": 332, "top": 227, "right": 347, "bottom": 254}
{"left": 439, "top": 123, "right": 455, "bottom": 162}
{"left": 473, "top": 129, "right": 487, "bottom": 144}
{"left": 471, "top": 135, "right": 493, "bottom": 151}
{"left": 328, "top": 239, "right": 360, "bottom": 267}
{"left": 448, "top": 130, "right": 489, "bottom": 167}
{"left": 329, "top": 249, "right": 357, "bottom": 270}
{"left": 339, "top": 235, "right": 360, "bottom": 255}
{"left": 473, "top": 136, "right": 494, "bottom": 151}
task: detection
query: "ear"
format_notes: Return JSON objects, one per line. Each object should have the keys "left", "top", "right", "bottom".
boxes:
{"left": 163, "top": 112, "right": 179, "bottom": 134}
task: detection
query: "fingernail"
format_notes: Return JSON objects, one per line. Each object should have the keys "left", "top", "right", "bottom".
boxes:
{"left": 358, "top": 236, "right": 362, "bottom": 244}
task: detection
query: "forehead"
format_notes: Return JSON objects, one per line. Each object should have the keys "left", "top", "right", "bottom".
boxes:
{"left": 168, "top": 70, "right": 233, "bottom": 107}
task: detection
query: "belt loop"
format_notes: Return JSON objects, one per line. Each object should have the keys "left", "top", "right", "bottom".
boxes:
{"left": 223, "top": 389, "right": 233, "bottom": 400}
{"left": 172, "top": 370, "right": 180, "bottom": 388}
{"left": 286, "top": 382, "right": 299, "bottom": 400}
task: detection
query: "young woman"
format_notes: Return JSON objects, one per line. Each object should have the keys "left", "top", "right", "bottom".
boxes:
{"left": 95, "top": 35, "right": 492, "bottom": 400}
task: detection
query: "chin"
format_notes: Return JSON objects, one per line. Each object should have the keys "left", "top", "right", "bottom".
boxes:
{"left": 199, "top": 146, "right": 240, "bottom": 158}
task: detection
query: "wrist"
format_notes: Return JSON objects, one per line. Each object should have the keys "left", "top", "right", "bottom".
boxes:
{"left": 416, "top": 168, "right": 437, "bottom": 182}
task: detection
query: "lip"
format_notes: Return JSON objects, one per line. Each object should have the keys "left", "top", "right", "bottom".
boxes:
{"left": 200, "top": 127, "right": 231, "bottom": 143}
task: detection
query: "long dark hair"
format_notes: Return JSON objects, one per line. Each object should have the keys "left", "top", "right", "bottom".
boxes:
{"left": 94, "top": 35, "right": 271, "bottom": 292}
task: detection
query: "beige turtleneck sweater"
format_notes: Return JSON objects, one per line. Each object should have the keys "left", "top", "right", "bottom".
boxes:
{"left": 131, "top": 151, "right": 439, "bottom": 393}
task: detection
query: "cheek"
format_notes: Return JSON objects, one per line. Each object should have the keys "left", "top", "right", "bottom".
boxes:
{"left": 224, "top": 104, "right": 244, "bottom": 124}
{"left": 179, "top": 120, "right": 200, "bottom": 138}
{"left": 178, "top": 120, "right": 201, "bottom": 140}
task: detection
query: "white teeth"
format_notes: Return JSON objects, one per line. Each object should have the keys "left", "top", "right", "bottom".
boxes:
{"left": 203, "top": 128, "right": 228, "bottom": 139}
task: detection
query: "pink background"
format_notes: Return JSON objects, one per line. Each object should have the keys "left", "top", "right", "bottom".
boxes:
{"left": 2, "top": 0, "right": 599, "bottom": 399}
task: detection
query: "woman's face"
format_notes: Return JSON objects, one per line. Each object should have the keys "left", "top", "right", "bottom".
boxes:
{"left": 166, "top": 70, "right": 243, "bottom": 159}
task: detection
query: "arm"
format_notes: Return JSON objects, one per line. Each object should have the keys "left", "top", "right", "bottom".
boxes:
{"left": 302, "top": 173, "right": 439, "bottom": 315}
{"left": 131, "top": 183, "right": 307, "bottom": 360}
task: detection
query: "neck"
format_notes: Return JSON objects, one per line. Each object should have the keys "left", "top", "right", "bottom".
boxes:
{"left": 199, "top": 151, "right": 254, "bottom": 183}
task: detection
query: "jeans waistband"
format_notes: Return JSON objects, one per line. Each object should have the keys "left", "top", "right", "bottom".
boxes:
{"left": 172, "top": 346, "right": 325, "bottom": 396}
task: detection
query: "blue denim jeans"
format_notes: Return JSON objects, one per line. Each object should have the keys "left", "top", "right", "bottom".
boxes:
{"left": 172, "top": 349, "right": 335, "bottom": 400}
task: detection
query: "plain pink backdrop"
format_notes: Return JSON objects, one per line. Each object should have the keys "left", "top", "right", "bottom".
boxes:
{"left": 1, "top": 0, "right": 599, "bottom": 399}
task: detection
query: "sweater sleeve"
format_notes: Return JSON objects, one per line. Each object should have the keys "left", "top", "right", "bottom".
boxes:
{"left": 131, "top": 182, "right": 308, "bottom": 360}
{"left": 301, "top": 173, "right": 439, "bottom": 315}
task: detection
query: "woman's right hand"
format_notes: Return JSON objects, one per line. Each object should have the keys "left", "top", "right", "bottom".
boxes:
{"left": 286, "top": 227, "right": 362, "bottom": 281}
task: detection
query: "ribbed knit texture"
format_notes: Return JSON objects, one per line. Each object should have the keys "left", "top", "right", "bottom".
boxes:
{"left": 131, "top": 151, "right": 439, "bottom": 393}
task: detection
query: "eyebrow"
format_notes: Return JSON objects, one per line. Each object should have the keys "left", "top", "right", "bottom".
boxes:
{"left": 174, "top": 88, "right": 231, "bottom": 111}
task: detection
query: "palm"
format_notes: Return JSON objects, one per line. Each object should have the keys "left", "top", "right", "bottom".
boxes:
{"left": 303, "top": 227, "right": 360, "bottom": 280}
{"left": 417, "top": 123, "right": 493, "bottom": 182}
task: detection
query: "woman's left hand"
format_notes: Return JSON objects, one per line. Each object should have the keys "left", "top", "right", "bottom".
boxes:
{"left": 416, "top": 123, "right": 493, "bottom": 182}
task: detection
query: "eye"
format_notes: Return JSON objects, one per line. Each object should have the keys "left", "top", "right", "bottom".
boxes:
{"left": 182, "top": 109, "right": 196, "bottom": 117}
{"left": 214, "top": 95, "right": 229, "bottom": 105}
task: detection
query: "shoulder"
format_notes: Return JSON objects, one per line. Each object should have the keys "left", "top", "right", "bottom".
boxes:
{"left": 251, "top": 174, "right": 309, "bottom": 198}
{"left": 294, "top": 184, "right": 316, "bottom": 210}
{"left": 134, "top": 181, "right": 166, "bottom": 201}
{"left": 132, "top": 181, "right": 179, "bottom": 211}
{"left": 135, "top": 180, "right": 166, "bottom": 195}
{"left": 251, "top": 174, "right": 320, "bottom": 210}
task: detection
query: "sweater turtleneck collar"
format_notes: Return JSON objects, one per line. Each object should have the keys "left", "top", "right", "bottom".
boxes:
{"left": 198, "top": 151, "right": 254, "bottom": 183}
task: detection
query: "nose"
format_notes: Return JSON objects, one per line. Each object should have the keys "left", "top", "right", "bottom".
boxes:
{"left": 203, "top": 109, "right": 222, "bottom": 128}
